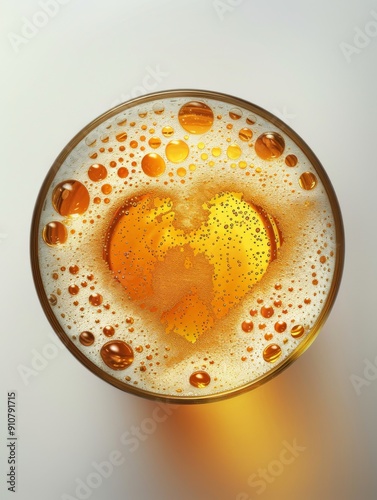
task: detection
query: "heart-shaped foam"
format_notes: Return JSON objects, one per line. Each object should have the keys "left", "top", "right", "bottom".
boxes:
{"left": 104, "top": 191, "right": 282, "bottom": 342}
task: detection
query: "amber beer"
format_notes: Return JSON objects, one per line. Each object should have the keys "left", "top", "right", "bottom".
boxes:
{"left": 31, "top": 91, "right": 344, "bottom": 402}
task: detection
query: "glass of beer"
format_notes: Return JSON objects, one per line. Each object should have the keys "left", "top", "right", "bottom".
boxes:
{"left": 30, "top": 90, "right": 344, "bottom": 403}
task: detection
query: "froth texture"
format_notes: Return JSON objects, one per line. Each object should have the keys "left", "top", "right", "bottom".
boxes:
{"left": 35, "top": 94, "right": 338, "bottom": 400}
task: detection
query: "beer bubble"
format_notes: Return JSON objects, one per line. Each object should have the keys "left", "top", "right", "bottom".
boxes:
{"left": 69, "top": 265, "right": 79, "bottom": 274}
{"left": 291, "top": 325, "right": 305, "bottom": 338}
{"left": 229, "top": 108, "right": 242, "bottom": 120}
{"left": 242, "top": 320, "right": 254, "bottom": 332}
{"left": 162, "top": 126, "right": 174, "bottom": 137}
{"left": 299, "top": 172, "right": 317, "bottom": 190}
{"left": 103, "top": 325, "right": 115, "bottom": 337}
{"left": 274, "top": 321, "right": 287, "bottom": 333}
{"left": 285, "top": 154, "right": 298, "bottom": 167}
{"left": 42, "top": 221, "right": 68, "bottom": 246}
{"left": 165, "top": 140, "right": 189, "bottom": 163}
{"left": 138, "top": 108, "right": 148, "bottom": 118}
{"left": 141, "top": 153, "right": 166, "bottom": 177}
{"left": 246, "top": 115, "right": 257, "bottom": 125}
{"left": 227, "top": 144, "right": 242, "bottom": 159}
{"left": 148, "top": 137, "right": 162, "bottom": 149}
{"left": 88, "top": 164, "right": 107, "bottom": 182}
{"left": 211, "top": 147, "right": 221, "bottom": 157}
{"left": 189, "top": 371, "right": 211, "bottom": 388}
{"left": 52, "top": 180, "right": 90, "bottom": 216}
{"left": 89, "top": 293, "right": 103, "bottom": 306}
{"left": 117, "top": 167, "right": 129, "bottom": 178}
{"left": 79, "top": 331, "right": 95, "bottom": 346}
{"left": 178, "top": 101, "right": 214, "bottom": 134}
{"left": 255, "top": 132, "right": 285, "bottom": 161}
{"left": 239, "top": 128, "right": 253, "bottom": 141}
{"left": 49, "top": 294, "right": 57, "bottom": 306}
{"left": 68, "top": 284, "right": 79, "bottom": 295}
{"left": 261, "top": 306, "right": 274, "bottom": 318}
{"left": 85, "top": 133, "right": 97, "bottom": 147}
{"left": 101, "top": 184, "right": 112, "bottom": 195}
{"left": 263, "top": 344, "right": 282, "bottom": 363}
{"left": 100, "top": 340, "right": 134, "bottom": 370}
{"left": 116, "top": 132, "right": 127, "bottom": 142}
{"left": 153, "top": 103, "right": 165, "bottom": 115}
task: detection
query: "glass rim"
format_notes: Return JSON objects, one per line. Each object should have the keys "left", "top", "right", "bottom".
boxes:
{"left": 30, "top": 89, "right": 345, "bottom": 404}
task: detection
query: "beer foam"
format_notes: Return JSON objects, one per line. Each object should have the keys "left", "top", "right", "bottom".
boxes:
{"left": 35, "top": 92, "right": 341, "bottom": 400}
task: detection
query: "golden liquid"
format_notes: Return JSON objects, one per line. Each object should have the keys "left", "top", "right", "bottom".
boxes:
{"left": 103, "top": 191, "right": 282, "bottom": 343}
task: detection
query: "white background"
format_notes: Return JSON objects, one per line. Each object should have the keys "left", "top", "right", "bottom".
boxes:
{"left": 1, "top": 1, "right": 377, "bottom": 499}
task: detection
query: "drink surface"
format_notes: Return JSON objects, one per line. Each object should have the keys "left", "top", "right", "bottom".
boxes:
{"left": 33, "top": 92, "right": 342, "bottom": 401}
